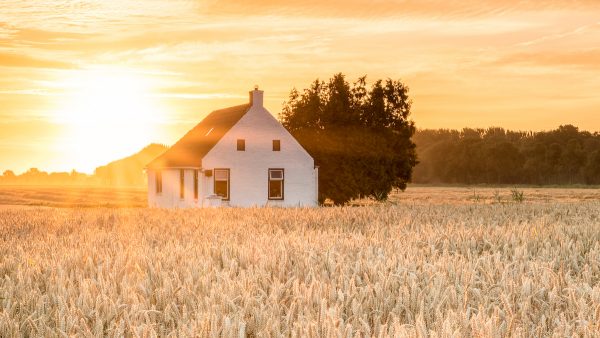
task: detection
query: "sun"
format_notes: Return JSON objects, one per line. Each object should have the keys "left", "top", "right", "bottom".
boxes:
{"left": 54, "top": 66, "right": 166, "bottom": 173}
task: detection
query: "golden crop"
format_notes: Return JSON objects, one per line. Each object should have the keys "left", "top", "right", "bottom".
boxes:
{"left": 1, "top": 202, "right": 599, "bottom": 337}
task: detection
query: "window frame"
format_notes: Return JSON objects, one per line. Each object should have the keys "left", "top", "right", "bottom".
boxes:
{"left": 237, "top": 139, "right": 245, "bottom": 151}
{"left": 268, "top": 168, "right": 284, "bottom": 200}
{"left": 155, "top": 170, "right": 162, "bottom": 194}
{"left": 213, "top": 168, "right": 230, "bottom": 201}
{"left": 179, "top": 169, "right": 185, "bottom": 199}
{"left": 193, "top": 170, "right": 199, "bottom": 200}
{"left": 272, "top": 139, "right": 281, "bottom": 151}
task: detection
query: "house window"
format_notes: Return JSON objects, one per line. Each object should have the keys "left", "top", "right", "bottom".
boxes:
{"left": 268, "top": 169, "right": 284, "bottom": 200}
{"left": 179, "top": 169, "right": 185, "bottom": 199}
{"left": 214, "top": 168, "right": 230, "bottom": 200}
{"left": 193, "top": 170, "right": 199, "bottom": 200}
{"left": 155, "top": 171, "right": 162, "bottom": 194}
{"left": 237, "top": 139, "right": 245, "bottom": 151}
{"left": 273, "top": 139, "right": 280, "bottom": 151}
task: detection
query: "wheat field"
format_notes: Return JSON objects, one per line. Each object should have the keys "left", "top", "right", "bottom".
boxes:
{"left": 1, "top": 199, "right": 600, "bottom": 336}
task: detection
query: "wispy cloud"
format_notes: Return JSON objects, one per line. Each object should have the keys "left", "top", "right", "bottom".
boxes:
{"left": 156, "top": 92, "right": 245, "bottom": 100}
{"left": 515, "top": 22, "right": 600, "bottom": 47}
{"left": 493, "top": 49, "right": 600, "bottom": 69}
{"left": 1, "top": 0, "right": 600, "bottom": 172}
{"left": 201, "top": 0, "right": 600, "bottom": 19}
{"left": 0, "top": 52, "right": 74, "bottom": 69}
{"left": 0, "top": 89, "right": 62, "bottom": 96}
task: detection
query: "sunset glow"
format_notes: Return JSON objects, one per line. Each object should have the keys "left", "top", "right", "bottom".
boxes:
{"left": 1, "top": 1, "right": 600, "bottom": 173}
{"left": 51, "top": 67, "right": 165, "bottom": 172}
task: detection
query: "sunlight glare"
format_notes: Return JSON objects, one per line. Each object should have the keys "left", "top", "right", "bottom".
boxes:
{"left": 54, "top": 67, "right": 166, "bottom": 173}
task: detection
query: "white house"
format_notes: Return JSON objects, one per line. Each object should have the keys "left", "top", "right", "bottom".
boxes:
{"left": 146, "top": 87, "right": 318, "bottom": 208}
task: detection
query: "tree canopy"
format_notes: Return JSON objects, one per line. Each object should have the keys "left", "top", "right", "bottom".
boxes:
{"left": 280, "top": 73, "right": 417, "bottom": 205}
{"left": 412, "top": 125, "right": 600, "bottom": 185}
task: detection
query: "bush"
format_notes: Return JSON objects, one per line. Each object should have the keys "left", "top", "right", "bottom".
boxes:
{"left": 511, "top": 188, "right": 524, "bottom": 203}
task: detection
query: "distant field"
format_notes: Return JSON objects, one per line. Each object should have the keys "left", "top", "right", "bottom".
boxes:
{"left": 0, "top": 185, "right": 147, "bottom": 208}
{"left": 1, "top": 201, "right": 599, "bottom": 336}
{"left": 1, "top": 185, "right": 600, "bottom": 208}
{"left": 390, "top": 186, "right": 600, "bottom": 205}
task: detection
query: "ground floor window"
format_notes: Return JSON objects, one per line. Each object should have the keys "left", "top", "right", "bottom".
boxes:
{"left": 155, "top": 171, "right": 162, "bottom": 194}
{"left": 268, "top": 168, "right": 284, "bottom": 200}
{"left": 214, "top": 168, "right": 230, "bottom": 200}
{"left": 193, "top": 170, "right": 199, "bottom": 199}
{"left": 179, "top": 169, "right": 185, "bottom": 199}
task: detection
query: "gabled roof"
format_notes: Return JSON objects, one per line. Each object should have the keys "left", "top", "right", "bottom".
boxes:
{"left": 146, "top": 103, "right": 251, "bottom": 169}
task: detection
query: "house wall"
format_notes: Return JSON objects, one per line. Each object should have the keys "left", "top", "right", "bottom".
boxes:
{"left": 147, "top": 168, "right": 204, "bottom": 208}
{"left": 147, "top": 90, "right": 318, "bottom": 208}
{"left": 202, "top": 96, "right": 317, "bottom": 207}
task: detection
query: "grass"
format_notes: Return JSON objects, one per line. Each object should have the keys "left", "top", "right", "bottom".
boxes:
{"left": 510, "top": 188, "right": 525, "bottom": 203}
{"left": 1, "top": 197, "right": 600, "bottom": 336}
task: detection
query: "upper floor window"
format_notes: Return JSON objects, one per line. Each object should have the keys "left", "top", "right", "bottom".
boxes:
{"left": 268, "top": 168, "right": 284, "bottom": 200}
{"left": 272, "top": 139, "right": 280, "bottom": 151}
{"left": 237, "top": 139, "right": 245, "bottom": 151}
{"left": 214, "top": 168, "right": 230, "bottom": 201}
{"left": 155, "top": 171, "right": 162, "bottom": 194}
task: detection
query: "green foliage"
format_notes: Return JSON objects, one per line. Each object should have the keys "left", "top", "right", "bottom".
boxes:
{"left": 413, "top": 125, "right": 600, "bottom": 185}
{"left": 583, "top": 150, "right": 600, "bottom": 184}
{"left": 510, "top": 188, "right": 524, "bottom": 203}
{"left": 281, "top": 73, "right": 417, "bottom": 205}
{"left": 0, "top": 144, "right": 169, "bottom": 187}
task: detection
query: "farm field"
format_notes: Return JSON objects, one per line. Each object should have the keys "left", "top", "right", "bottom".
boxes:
{"left": 1, "top": 189, "right": 600, "bottom": 336}
{"left": 2, "top": 185, "right": 600, "bottom": 208}
{"left": 0, "top": 185, "right": 147, "bottom": 208}
{"left": 390, "top": 186, "right": 600, "bottom": 205}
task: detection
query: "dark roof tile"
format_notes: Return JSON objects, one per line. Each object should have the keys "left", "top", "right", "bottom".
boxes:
{"left": 146, "top": 103, "right": 250, "bottom": 169}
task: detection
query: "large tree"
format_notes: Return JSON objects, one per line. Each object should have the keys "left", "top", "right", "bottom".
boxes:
{"left": 281, "top": 73, "right": 417, "bottom": 205}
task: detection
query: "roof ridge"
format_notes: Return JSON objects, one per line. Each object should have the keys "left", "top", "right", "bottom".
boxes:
{"left": 146, "top": 103, "right": 251, "bottom": 169}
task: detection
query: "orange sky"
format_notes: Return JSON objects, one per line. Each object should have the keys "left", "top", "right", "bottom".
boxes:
{"left": 1, "top": 0, "right": 600, "bottom": 173}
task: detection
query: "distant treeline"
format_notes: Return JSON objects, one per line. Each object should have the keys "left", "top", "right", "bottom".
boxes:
{"left": 413, "top": 125, "right": 600, "bottom": 185}
{"left": 0, "top": 168, "right": 98, "bottom": 186}
{"left": 94, "top": 144, "right": 168, "bottom": 186}
{"left": 0, "top": 144, "right": 168, "bottom": 187}
{"left": 3, "top": 126, "right": 600, "bottom": 187}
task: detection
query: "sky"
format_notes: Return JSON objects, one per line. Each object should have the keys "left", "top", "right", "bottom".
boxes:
{"left": 1, "top": 0, "right": 599, "bottom": 173}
